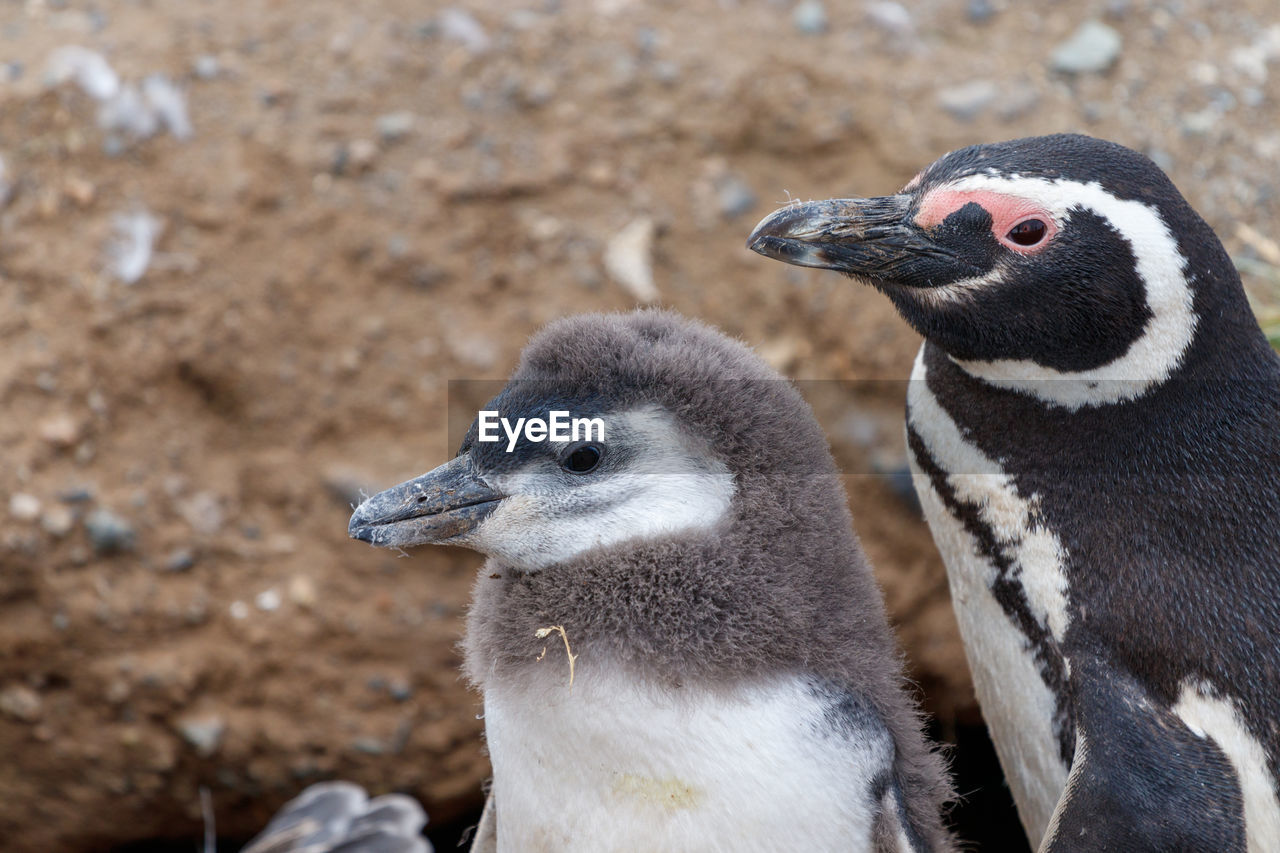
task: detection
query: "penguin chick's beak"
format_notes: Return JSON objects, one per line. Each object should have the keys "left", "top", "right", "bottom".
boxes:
{"left": 348, "top": 454, "right": 503, "bottom": 549}
{"left": 746, "top": 195, "right": 943, "bottom": 279}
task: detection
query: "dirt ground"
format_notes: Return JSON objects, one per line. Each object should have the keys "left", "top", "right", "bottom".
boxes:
{"left": 1, "top": 0, "right": 1278, "bottom": 849}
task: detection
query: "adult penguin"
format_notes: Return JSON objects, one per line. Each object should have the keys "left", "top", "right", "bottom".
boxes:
{"left": 749, "top": 133, "right": 1280, "bottom": 852}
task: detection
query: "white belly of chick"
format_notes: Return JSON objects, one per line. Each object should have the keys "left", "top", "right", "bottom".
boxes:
{"left": 482, "top": 671, "right": 895, "bottom": 853}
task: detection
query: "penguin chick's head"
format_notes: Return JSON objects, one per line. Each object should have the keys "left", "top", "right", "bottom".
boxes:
{"left": 349, "top": 310, "right": 842, "bottom": 574}
{"left": 748, "top": 134, "right": 1237, "bottom": 394}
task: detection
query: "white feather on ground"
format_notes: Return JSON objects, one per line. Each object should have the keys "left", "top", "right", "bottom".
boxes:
{"left": 106, "top": 210, "right": 163, "bottom": 284}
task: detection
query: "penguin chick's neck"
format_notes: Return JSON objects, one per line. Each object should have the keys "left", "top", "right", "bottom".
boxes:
{"left": 462, "top": 470, "right": 896, "bottom": 696}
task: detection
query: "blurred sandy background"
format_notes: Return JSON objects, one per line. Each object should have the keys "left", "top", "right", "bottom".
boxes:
{"left": 1, "top": 0, "right": 1278, "bottom": 849}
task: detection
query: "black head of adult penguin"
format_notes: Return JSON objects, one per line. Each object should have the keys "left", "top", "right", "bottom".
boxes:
{"left": 349, "top": 309, "right": 956, "bottom": 852}
{"left": 748, "top": 133, "right": 1275, "bottom": 402}
{"left": 749, "top": 135, "right": 1280, "bottom": 851}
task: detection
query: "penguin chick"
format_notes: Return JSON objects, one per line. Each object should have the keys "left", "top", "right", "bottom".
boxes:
{"left": 748, "top": 133, "right": 1280, "bottom": 853}
{"left": 349, "top": 310, "right": 955, "bottom": 853}
{"left": 239, "top": 781, "right": 430, "bottom": 853}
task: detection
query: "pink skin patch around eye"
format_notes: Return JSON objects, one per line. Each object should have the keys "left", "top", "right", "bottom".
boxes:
{"left": 915, "top": 188, "right": 1058, "bottom": 254}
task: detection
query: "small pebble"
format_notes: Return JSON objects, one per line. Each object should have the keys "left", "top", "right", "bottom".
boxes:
{"left": 178, "top": 491, "right": 223, "bottom": 535}
{"left": 59, "top": 486, "right": 95, "bottom": 503}
{"left": 792, "top": 0, "right": 828, "bottom": 35}
{"left": 255, "top": 588, "right": 281, "bottom": 612}
{"left": 438, "top": 7, "right": 490, "bottom": 53}
{"left": 85, "top": 509, "right": 135, "bottom": 554}
{"left": 865, "top": 1, "right": 914, "bottom": 38}
{"left": 229, "top": 600, "right": 249, "bottom": 620}
{"left": 348, "top": 139, "right": 379, "bottom": 172}
{"left": 9, "top": 493, "right": 41, "bottom": 521}
{"left": 39, "top": 414, "right": 81, "bottom": 447}
{"left": 288, "top": 575, "right": 318, "bottom": 608}
{"left": 351, "top": 736, "right": 386, "bottom": 755}
{"left": 163, "top": 548, "right": 196, "bottom": 572}
{"left": 0, "top": 684, "right": 42, "bottom": 722}
{"left": 193, "top": 55, "right": 220, "bottom": 79}
{"left": 388, "top": 678, "right": 413, "bottom": 702}
{"left": 176, "top": 713, "right": 225, "bottom": 757}
{"left": 1050, "top": 20, "right": 1122, "bottom": 75}
{"left": 716, "top": 174, "right": 758, "bottom": 220}
{"left": 376, "top": 111, "right": 415, "bottom": 143}
{"left": 937, "top": 80, "right": 998, "bottom": 121}
{"left": 1104, "top": 0, "right": 1130, "bottom": 20}
{"left": 967, "top": 0, "right": 996, "bottom": 23}
{"left": 996, "top": 86, "right": 1041, "bottom": 121}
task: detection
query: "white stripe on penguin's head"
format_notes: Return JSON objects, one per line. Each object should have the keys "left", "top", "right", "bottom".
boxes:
{"left": 933, "top": 174, "right": 1197, "bottom": 410}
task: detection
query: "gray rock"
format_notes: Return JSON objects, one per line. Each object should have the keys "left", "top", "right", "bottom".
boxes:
{"left": 163, "top": 548, "right": 196, "bottom": 572}
{"left": 85, "top": 509, "right": 136, "bottom": 554}
{"left": 865, "top": 1, "right": 914, "bottom": 38}
{"left": 937, "top": 80, "right": 998, "bottom": 121}
{"left": 388, "top": 677, "right": 413, "bottom": 702}
{"left": 376, "top": 111, "right": 416, "bottom": 143}
{"left": 792, "top": 0, "right": 828, "bottom": 35}
{"left": 1104, "top": 0, "right": 1130, "bottom": 20}
{"left": 177, "top": 713, "right": 225, "bottom": 757}
{"left": 967, "top": 0, "right": 996, "bottom": 23}
{"left": 438, "top": 7, "right": 490, "bottom": 54}
{"left": 716, "top": 174, "right": 758, "bottom": 220}
{"left": 193, "top": 55, "right": 220, "bottom": 79}
{"left": 351, "top": 736, "right": 386, "bottom": 755}
{"left": 996, "top": 86, "right": 1041, "bottom": 121}
{"left": 1050, "top": 20, "right": 1122, "bottom": 74}
{"left": 59, "top": 486, "right": 95, "bottom": 503}
{"left": 1180, "top": 109, "right": 1217, "bottom": 136}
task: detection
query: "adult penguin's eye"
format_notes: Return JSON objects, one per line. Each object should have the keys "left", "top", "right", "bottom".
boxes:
{"left": 1007, "top": 219, "right": 1047, "bottom": 246}
{"left": 562, "top": 445, "right": 602, "bottom": 474}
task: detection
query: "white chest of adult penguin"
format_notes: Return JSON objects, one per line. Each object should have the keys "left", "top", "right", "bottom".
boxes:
{"left": 348, "top": 310, "right": 955, "bottom": 853}
{"left": 748, "top": 133, "right": 1280, "bottom": 852}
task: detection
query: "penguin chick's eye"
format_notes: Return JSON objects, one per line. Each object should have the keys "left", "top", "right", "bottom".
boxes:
{"left": 561, "top": 444, "right": 603, "bottom": 474}
{"left": 1007, "top": 218, "right": 1047, "bottom": 246}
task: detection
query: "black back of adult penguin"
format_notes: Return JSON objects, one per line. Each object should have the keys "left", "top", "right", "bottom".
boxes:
{"left": 747, "top": 134, "right": 1280, "bottom": 852}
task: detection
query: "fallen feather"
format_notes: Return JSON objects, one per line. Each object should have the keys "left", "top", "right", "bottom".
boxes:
{"left": 44, "top": 45, "right": 119, "bottom": 100}
{"left": 142, "top": 74, "right": 192, "bottom": 139}
{"left": 604, "top": 217, "right": 659, "bottom": 303}
{"left": 106, "top": 210, "right": 164, "bottom": 284}
{"left": 98, "top": 84, "right": 159, "bottom": 139}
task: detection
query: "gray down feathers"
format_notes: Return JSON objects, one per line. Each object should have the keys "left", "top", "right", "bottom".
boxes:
{"left": 461, "top": 309, "right": 954, "bottom": 849}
